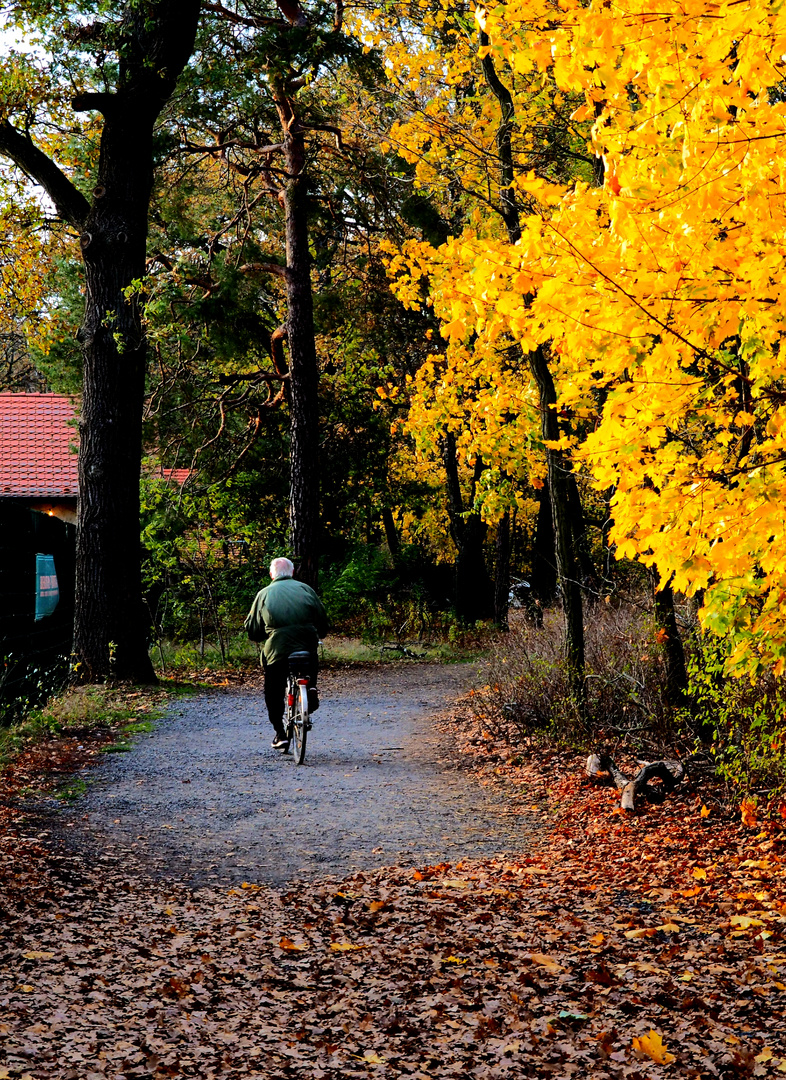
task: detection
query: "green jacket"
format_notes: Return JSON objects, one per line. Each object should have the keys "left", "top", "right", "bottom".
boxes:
{"left": 244, "top": 577, "right": 329, "bottom": 665}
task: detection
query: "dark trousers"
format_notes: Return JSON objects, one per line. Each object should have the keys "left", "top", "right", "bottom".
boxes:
{"left": 263, "top": 654, "right": 318, "bottom": 733}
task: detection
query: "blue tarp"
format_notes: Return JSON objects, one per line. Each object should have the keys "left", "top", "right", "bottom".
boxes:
{"left": 35, "top": 553, "right": 59, "bottom": 620}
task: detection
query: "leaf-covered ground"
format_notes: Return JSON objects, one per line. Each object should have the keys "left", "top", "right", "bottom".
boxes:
{"left": 1, "top": 692, "right": 784, "bottom": 1079}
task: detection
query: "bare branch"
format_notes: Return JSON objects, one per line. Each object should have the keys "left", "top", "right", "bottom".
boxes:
{"left": 298, "top": 122, "right": 345, "bottom": 150}
{"left": 183, "top": 138, "right": 286, "bottom": 156}
{"left": 217, "top": 370, "right": 290, "bottom": 385}
{"left": 202, "top": 1, "right": 282, "bottom": 27}
{"left": 238, "top": 261, "right": 290, "bottom": 279}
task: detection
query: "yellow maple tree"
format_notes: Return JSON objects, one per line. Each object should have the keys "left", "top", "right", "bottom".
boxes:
{"left": 375, "top": 0, "right": 786, "bottom": 675}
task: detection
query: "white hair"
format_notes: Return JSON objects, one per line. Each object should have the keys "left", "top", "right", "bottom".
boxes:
{"left": 270, "top": 557, "right": 295, "bottom": 580}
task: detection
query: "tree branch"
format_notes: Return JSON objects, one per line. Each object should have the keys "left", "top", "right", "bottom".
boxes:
{"left": 275, "top": 0, "right": 308, "bottom": 27}
{"left": 183, "top": 138, "right": 285, "bottom": 156}
{"left": 238, "top": 261, "right": 290, "bottom": 279}
{"left": 298, "top": 122, "right": 345, "bottom": 150}
{"left": 217, "top": 370, "right": 290, "bottom": 385}
{"left": 72, "top": 92, "right": 118, "bottom": 118}
{"left": 202, "top": 1, "right": 282, "bottom": 27}
{"left": 0, "top": 121, "right": 90, "bottom": 231}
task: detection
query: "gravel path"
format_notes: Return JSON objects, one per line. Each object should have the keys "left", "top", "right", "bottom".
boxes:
{"left": 65, "top": 663, "right": 536, "bottom": 886}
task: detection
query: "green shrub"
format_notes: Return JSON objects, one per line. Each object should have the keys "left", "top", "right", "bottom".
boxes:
{"left": 680, "top": 636, "right": 786, "bottom": 799}
{"left": 321, "top": 543, "right": 454, "bottom": 641}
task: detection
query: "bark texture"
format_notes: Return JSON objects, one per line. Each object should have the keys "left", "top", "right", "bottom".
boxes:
{"left": 268, "top": 0, "right": 323, "bottom": 589}
{"left": 73, "top": 3, "right": 202, "bottom": 682}
{"left": 530, "top": 345, "right": 585, "bottom": 701}
{"left": 282, "top": 125, "right": 320, "bottom": 589}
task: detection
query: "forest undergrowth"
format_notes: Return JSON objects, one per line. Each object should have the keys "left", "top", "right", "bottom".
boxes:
{"left": 472, "top": 603, "right": 786, "bottom": 807}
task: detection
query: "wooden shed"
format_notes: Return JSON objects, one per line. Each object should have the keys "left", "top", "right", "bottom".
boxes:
{"left": 0, "top": 394, "right": 78, "bottom": 714}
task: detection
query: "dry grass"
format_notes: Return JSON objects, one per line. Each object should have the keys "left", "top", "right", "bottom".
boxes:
{"left": 469, "top": 599, "right": 679, "bottom": 754}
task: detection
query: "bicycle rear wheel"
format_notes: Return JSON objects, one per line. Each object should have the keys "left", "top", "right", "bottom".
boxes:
{"left": 291, "top": 682, "right": 309, "bottom": 764}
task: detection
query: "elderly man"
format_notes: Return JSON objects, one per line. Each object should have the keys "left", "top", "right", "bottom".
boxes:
{"left": 244, "top": 557, "right": 329, "bottom": 749}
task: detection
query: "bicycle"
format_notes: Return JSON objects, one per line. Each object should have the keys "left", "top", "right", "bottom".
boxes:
{"left": 283, "top": 650, "right": 313, "bottom": 764}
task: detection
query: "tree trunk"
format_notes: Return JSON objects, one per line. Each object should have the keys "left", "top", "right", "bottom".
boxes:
{"left": 72, "top": 1, "right": 201, "bottom": 683}
{"left": 493, "top": 511, "right": 511, "bottom": 630}
{"left": 382, "top": 507, "right": 400, "bottom": 559}
{"left": 531, "top": 483, "right": 558, "bottom": 603}
{"left": 567, "top": 472, "right": 598, "bottom": 595}
{"left": 529, "top": 345, "right": 585, "bottom": 706}
{"left": 651, "top": 572, "right": 689, "bottom": 708}
{"left": 479, "top": 37, "right": 584, "bottom": 702}
{"left": 76, "top": 207, "right": 153, "bottom": 682}
{"left": 283, "top": 131, "right": 320, "bottom": 588}
{"left": 441, "top": 433, "right": 493, "bottom": 623}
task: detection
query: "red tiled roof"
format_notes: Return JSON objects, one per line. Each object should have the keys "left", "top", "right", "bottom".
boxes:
{"left": 159, "top": 467, "right": 191, "bottom": 486}
{"left": 0, "top": 393, "right": 79, "bottom": 499}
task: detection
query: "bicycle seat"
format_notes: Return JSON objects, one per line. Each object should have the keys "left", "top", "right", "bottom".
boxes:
{"left": 288, "top": 650, "right": 312, "bottom": 663}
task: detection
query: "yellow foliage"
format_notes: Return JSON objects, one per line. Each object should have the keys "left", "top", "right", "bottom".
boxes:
{"left": 373, "top": 0, "right": 786, "bottom": 673}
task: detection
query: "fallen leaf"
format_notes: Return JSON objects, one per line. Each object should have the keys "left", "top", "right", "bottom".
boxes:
{"left": 632, "top": 1030, "right": 676, "bottom": 1064}
{"left": 330, "top": 942, "right": 365, "bottom": 952}
{"left": 529, "top": 953, "right": 564, "bottom": 973}
{"left": 22, "top": 951, "right": 54, "bottom": 960}
{"left": 692, "top": 867, "right": 708, "bottom": 881}
{"left": 740, "top": 799, "right": 758, "bottom": 827}
{"left": 278, "top": 937, "right": 307, "bottom": 951}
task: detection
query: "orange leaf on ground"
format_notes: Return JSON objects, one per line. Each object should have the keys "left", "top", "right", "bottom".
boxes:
{"left": 632, "top": 1030, "right": 676, "bottom": 1064}
{"left": 529, "top": 953, "right": 564, "bottom": 973}
{"left": 278, "top": 937, "right": 307, "bottom": 951}
{"left": 741, "top": 800, "right": 758, "bottom": 827}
